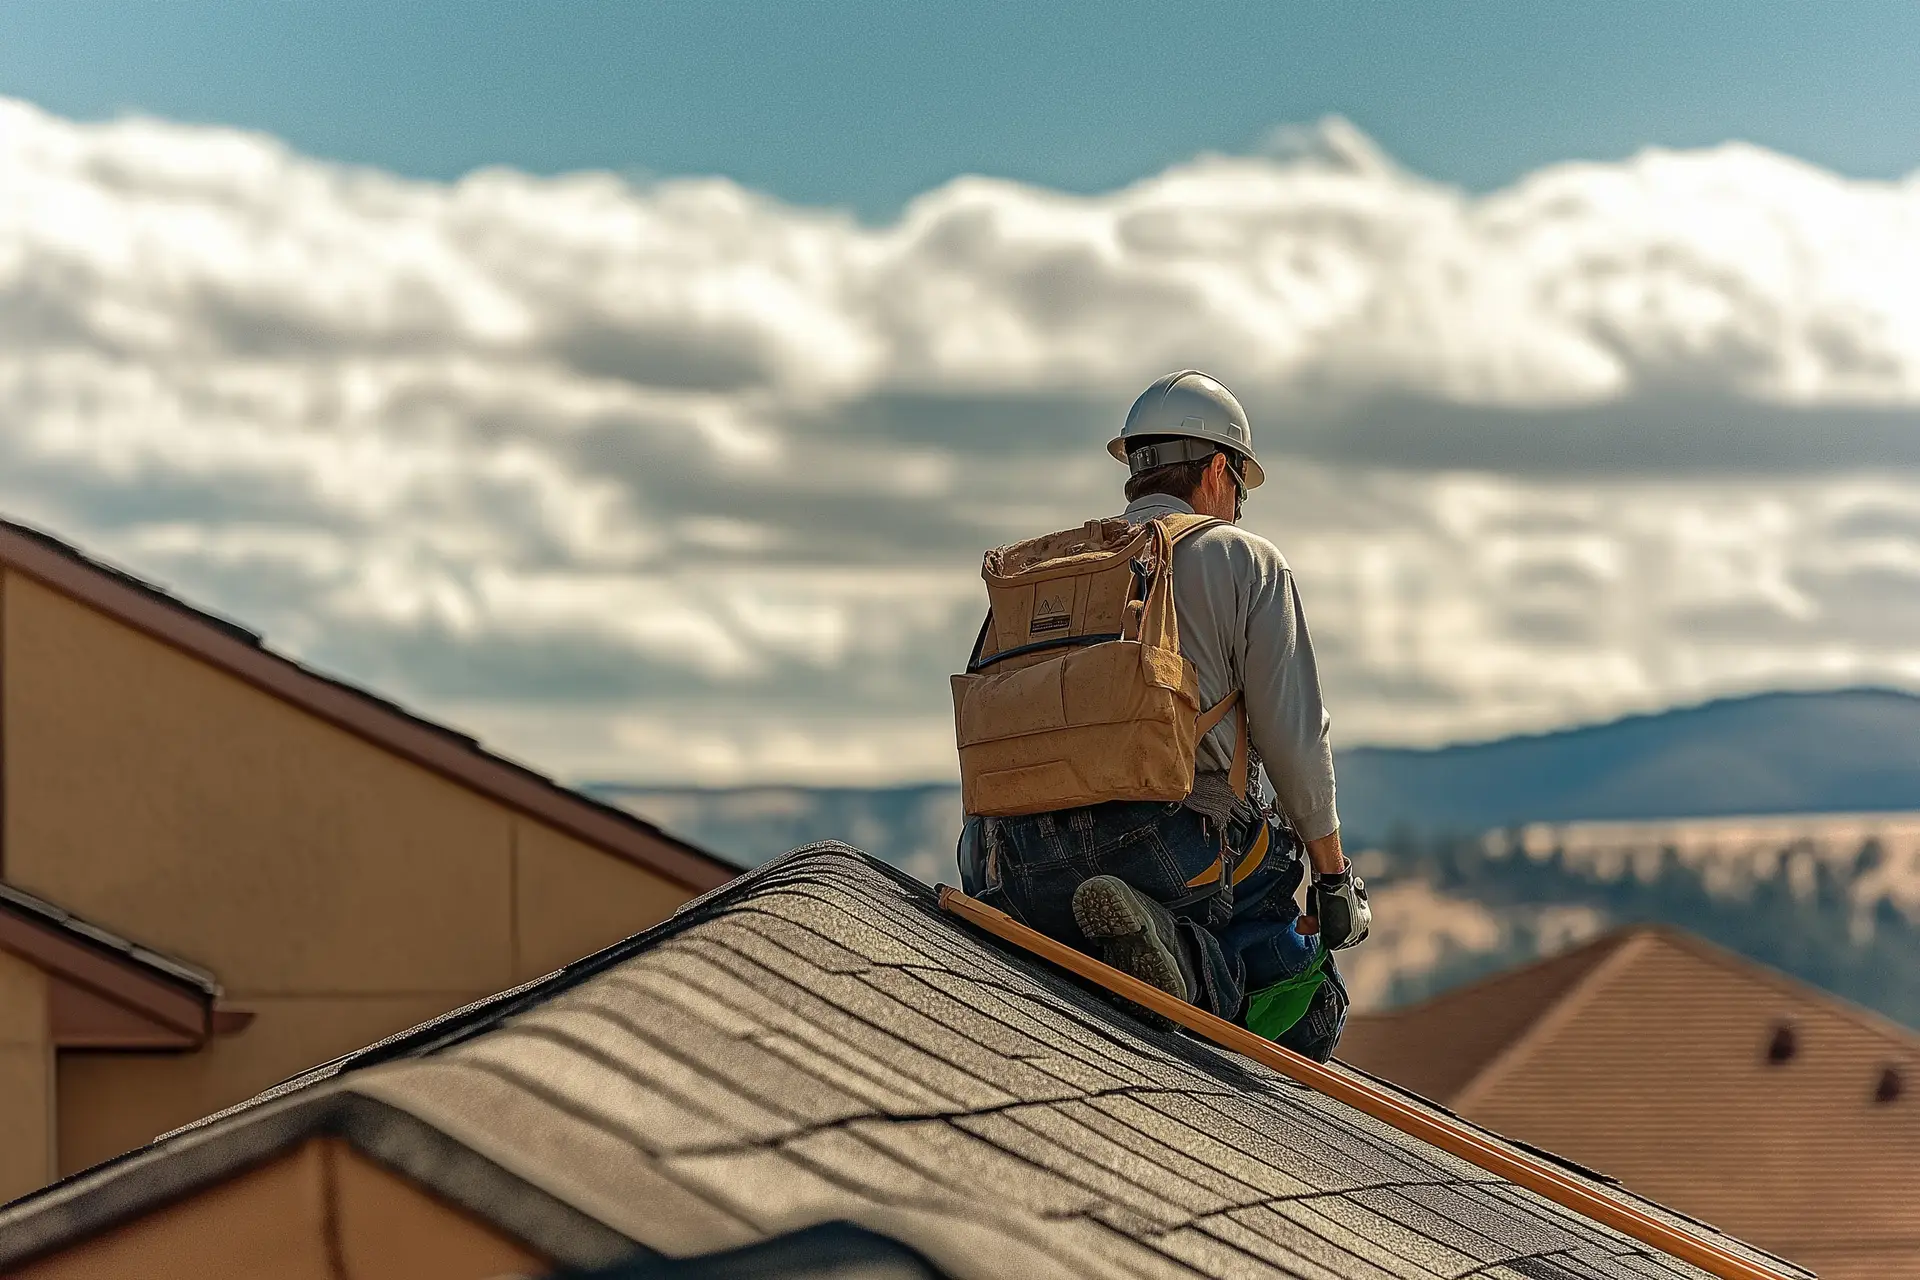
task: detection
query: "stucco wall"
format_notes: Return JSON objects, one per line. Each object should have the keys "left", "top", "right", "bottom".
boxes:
{"left": 0, "top": 571, "right": 697, "bottom": 1177}
{"left": 14, "top": 1138, "right": 545, "bottom": 1280}
{"left": 0, "top": 948, "right": 54, "bottom": 1202}
{"left": 54, "top": 993, "right": 478, "bottom": 1175}
{"left": 514, "top": 819, "right": 688, "bottom": 980}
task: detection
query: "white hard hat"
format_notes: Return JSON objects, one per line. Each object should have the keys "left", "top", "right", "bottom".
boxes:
{"left": 1107, "top": 370, "right": 1265, "bottom": 489}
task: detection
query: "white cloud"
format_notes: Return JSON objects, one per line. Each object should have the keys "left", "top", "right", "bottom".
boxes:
{"left": 4, "top": 96, "right": 1920, "bottom": 783}
{"left": 1292, "top": 469, "right": 1920, "bottom": 747}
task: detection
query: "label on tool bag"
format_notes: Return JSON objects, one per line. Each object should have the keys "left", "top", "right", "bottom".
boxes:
{"left": 1029, "top": 589, "right": 1072, "bottom": 634}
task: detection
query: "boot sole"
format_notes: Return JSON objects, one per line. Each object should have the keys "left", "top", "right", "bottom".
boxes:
{"left": 1072, "top": 876, "right": 1189, "bottom": 1002}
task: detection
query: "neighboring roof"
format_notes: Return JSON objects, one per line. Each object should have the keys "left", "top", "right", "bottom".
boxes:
{"left": 1335, "top": 930, "right": 1637, "bottom": 1105}
{"left": 0, "top": 846, "right": 1805, "bottom": 1280}
{"left": 0, "top": 517, "right": 738, "bottom": 893}
{"left": 1340, "top": 927, "right": 1920, "bottom": 1280}
{"left": 0, "top": 880, "right": 236, "bottom": 1049}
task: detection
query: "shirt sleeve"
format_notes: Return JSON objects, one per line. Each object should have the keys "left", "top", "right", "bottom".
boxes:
{"left": 1236, "top": 535, "right": 1340, "bottom": 841}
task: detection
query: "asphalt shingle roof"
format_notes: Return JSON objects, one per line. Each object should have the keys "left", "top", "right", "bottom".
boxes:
{"left": 0, "top": 847, "right": 1810, "bottom": 1279}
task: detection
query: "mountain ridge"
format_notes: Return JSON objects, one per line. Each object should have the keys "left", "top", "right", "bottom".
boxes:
{"left": 1336, "top": 686, "right": 1920, "bottom": 840}
{"left": 592, "top": 686, "right": 1920, "bottom": 856}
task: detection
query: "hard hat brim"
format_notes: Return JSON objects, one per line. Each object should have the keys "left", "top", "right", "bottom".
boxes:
{"left": 1108, "top": 435, "right": 1265, "bottom": 489}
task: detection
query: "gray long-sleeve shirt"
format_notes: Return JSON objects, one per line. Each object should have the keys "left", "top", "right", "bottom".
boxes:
{"left": 1121, "top": 494, "right": 1340, "bottom": 841}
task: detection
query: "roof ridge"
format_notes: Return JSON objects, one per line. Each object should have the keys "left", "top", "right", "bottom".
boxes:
{"left": 1451, "top": 930, "right": 1657, "bottom": 1115}
{"left": 1396, "top": 926, "right": 1634, "bottom": 1013}
{"left": 1352, "top": 927, "right": 1638, "bottom": 1070}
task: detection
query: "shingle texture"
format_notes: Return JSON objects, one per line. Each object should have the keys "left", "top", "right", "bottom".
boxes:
{"left": 0, "top": 848, "right": 1807, "bottom": 1279}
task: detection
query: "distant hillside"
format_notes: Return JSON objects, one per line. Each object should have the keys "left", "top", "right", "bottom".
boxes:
{"left": 1376, "top": 819, "right": 1920, "bottom": 1029}
{"left": 598, "top": 688, "right": 1920, "bottom": 863}
{"left": 1338, "top": 688, "right": 1920, "bottom": 842}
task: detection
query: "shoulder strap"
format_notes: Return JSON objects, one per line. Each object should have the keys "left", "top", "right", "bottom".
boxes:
{"left": 1160, "top": 513, "right": 1224, "bottom": 547}
{"left": 1195, "top": 690, "right": 1250, "bottom": 802}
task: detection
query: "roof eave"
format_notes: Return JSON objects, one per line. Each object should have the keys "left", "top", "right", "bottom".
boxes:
{"left": 0, "top": 898, "right": 218, "bottom": 1048}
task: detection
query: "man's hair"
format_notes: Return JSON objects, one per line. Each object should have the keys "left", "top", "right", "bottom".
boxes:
{"left": 1123, "top": 437, "right": 1221, "bottom": 503}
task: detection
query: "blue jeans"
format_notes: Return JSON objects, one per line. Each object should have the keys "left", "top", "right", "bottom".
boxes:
{"left": 966, "top": 800, "right": 1347, "bottom": 1061}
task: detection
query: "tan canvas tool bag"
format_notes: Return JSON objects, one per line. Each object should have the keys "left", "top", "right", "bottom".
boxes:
{"left": 952, "top": 513, "right": 1247, "bottom": 817}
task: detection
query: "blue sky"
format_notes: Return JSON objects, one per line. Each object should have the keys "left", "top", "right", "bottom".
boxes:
{"left": 5, "top": 5, "right": 1920, "bottom": 784}
{"left": 5, "top": 1, "right": 1919, "bottom": 218}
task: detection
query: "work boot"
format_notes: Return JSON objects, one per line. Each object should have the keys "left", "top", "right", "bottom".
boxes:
{"left": 1071, "top": 875, "right": 1196, "bottom": 1005}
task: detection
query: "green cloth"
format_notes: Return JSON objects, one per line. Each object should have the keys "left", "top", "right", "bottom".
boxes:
{"left": 1243, "top": 946, "right": 1328, "bottom": 1042}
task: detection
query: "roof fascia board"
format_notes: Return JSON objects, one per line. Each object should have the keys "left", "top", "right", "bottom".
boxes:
{"left": 49, "top": 978, "right": 200, "bottom": 1049}
{"left": 0, "top": 907, "right": 208, "bottom": 1041}
{"left": 0, "top": 524, "right": 733, "bottom": 893}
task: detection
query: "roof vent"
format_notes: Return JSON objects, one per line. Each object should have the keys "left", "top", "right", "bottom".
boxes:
{"left": 1765, "top": 1022, "right": 1798, "bottom": 1065}
{"left": 1875, "top": 1067, "right": 1903, "bottom": 1104}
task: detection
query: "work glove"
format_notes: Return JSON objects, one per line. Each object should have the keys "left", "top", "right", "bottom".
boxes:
{"left": 1307, "top": 867, "right": 1371, "bottom": 950}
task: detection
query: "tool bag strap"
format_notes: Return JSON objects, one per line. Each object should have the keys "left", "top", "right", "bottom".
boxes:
{"left": 1161, "top": 512, "right": 1223, "bottom": 546}
{"left": 1194, "top": 689, "right": 1250, "bottom": 801}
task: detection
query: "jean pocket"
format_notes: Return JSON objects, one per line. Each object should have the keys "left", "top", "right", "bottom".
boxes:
{"left": 1095, "top": 812, "right": 1216, "bottom": 899}
{"left": 996, "top": 813, "right": 1075, "bottom": 872}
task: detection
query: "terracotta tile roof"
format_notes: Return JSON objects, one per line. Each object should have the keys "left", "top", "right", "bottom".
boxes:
{"left": 0, "top": 517, "right": 739, "bottom": 892}
{"left": 1341, "top": 926, "right": 1920, "bottom": 1280}
{"left": 1336, "top": 931, "right": 1635, "bottom": 1105}
{"left": 0, "top": 847, "right": 1804, "bottom": 1279}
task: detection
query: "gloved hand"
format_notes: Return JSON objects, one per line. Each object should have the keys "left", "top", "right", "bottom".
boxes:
{"left": 1306, "top": 867, "right": 1370, "bottom": 950}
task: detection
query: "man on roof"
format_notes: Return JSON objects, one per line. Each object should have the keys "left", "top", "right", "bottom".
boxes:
{"left": 954, "top": 370, "right": 1367, "bottom": 1060}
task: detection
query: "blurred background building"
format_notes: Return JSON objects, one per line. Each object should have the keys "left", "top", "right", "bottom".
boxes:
{"left": 0, "top": 520, "right": 735, "bottom": 1201}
